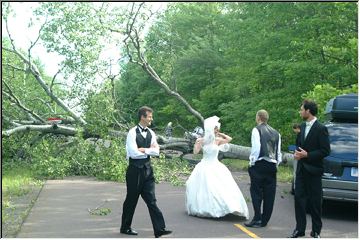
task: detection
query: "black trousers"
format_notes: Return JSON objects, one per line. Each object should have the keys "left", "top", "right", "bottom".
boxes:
{"left": 248, "top": 160, "right": 277, "bottom": 225}
{"left": 294, "top": 166, "right": 322, "bottom": 234}
{"left": 120, "top": 164, "right": 165, "bottom": 234}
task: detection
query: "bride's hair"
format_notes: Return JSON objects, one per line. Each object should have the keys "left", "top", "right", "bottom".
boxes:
{"left": 203, "top": 116, "right": 220, "bottom": 145}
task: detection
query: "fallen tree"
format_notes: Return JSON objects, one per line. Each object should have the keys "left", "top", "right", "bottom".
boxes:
{"left": 2, "top": 3, "right": 295, "bottom": 168}
{"left": 2, "top": 123, "right": 294, "bottom": 166}
{"left": 221, "top": 144, "right": 295, "bottom": 166}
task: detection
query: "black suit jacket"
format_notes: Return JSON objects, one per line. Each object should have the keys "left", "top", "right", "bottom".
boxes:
{"left": 297, "top": 120, "right": 331, "bottom": 176}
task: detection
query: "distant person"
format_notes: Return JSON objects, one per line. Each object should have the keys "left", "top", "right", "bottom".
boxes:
{"left": 289, "top": 100, "right": 330, "bottom": 238}
{"left": 245, "top": 110, "right": 282, "bottom": 228}
{"left": 120, "top": 106, "right": 172, "bottom": 238}
{"left": 293, "top": 123, "right": 301, "bottom": 147}
{"left": 291, "top": 123, "right": 301, "bottom": 195}
{"left": 185, "top": 116, "right": 249, "bottom": 219}
{"left": 165, "top": 122, "right": 173, "bottom": 138}
{"left": 191, "top": 126, "right": 204, "bottom": 139}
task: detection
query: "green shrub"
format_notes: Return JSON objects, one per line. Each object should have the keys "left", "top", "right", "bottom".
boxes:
{"left": 33, "top": 155, "right": 71, "bottom": 179}
{"left": 28, "top": 135, "right": 192, "bottom": 185}
{"left": 302, "top": 83, "right": 358, "bottom": 121}
{"left": 29, "top": 136, "right": 128, "bottom": 181}
{"left": 2, "top": 163, "right": 44, "bottom": 237}
{"left": 31, "top": 138, "right": 71, "bottom": 179}
{"left": 152, "top": 154, "right": 193, "bottom": 186}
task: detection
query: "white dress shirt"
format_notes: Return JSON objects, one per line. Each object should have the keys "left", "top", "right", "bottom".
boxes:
{"left": 126, "top": 126, "right": 160, "bottom": 160}
{"left": 249, "top": 127, "right": 282, "bottom": 166}
{"left": 304, "top": 117, "right": 317, "bottom": 139}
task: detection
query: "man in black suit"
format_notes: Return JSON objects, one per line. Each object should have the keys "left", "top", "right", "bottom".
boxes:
{"left": 120, "top": 106, "right": 172, "bottom": 238}
{"left": 289, "top": 100, "right": 330, "bottom": 238}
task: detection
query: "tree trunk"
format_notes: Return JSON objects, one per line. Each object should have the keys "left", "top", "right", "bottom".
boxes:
{"left": 2, "top": 124, "right": 77, "bottom": 137}
{"left": 2, "top": 124, "right": 295, "bottom": 166}
{"left": 221, "top": 143, "right": 294, "bottom": 166}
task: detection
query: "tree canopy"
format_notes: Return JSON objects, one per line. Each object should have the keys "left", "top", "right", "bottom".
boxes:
{"left": 116, "top": 2, "right": 357, "bottom": 145}
{"left": 2, "top": 2, "right": 357, "bottom": 179}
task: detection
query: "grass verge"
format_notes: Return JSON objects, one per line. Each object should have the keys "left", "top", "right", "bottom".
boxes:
{"left": 2, "top": 163, "right": 44, "bottom": 237}
{"left": 221, "top": 158, "right": 293, "bottom": 183}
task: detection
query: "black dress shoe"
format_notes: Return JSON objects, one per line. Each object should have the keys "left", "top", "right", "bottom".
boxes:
{"left": 120, "top": 228, "right": 138, "bottom": 235}
{"left": 154, "top": 229, "right": 172, "bottom": 238}
{"left": 288, "top": 230, "right": 305, "bottom": 238}
{"left": 244, "top": 219, "right": 262, "bottom": 228}
{"left": 310, "top": 231, "right": 321, "bottom": 238}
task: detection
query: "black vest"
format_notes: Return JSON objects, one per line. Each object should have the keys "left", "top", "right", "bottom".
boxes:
{"left": 256, "top": 123, "right": 280, "bottom": 163}
{"left": 129, "top": 127, "right": 152, "bottom": 168}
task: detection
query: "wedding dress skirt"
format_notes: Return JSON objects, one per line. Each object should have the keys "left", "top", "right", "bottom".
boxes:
{"left": 185, "top": 143, "right": 249, "bottom": 218}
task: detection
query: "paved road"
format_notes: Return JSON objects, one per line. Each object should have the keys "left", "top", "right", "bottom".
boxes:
{"left": 18, "top": 172, "right": 357, "bottom": 238}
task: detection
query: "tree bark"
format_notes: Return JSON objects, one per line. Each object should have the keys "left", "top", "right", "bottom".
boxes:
{"left": 221, "top": 143, "right": 294, "bottom": 166}
{"left": 2, "top": 124, "right": 77, "bottom": 137}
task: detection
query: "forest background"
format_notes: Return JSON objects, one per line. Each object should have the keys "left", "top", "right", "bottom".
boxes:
{"left": 2, "top": 2, "right": 358, "bottom": 180}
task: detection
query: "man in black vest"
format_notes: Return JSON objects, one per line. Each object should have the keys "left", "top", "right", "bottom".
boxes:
{"left": 245, "top": 110, "right": 282, "bottom": 228}
{"left": 120, "top": 106, "right": 172, "bottom": 238}
{"left": 289, "top": 100, "right": 330, "bottom": 238}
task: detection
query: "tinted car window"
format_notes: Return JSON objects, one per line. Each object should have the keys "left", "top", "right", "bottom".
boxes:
{"left": 326, "top": 122, "right": 358, "bottom": 161}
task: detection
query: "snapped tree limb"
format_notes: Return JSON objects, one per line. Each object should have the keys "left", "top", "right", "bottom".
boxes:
{"left": 3, "top": 81, "right": 45, "bottom": 123}
{"left": 120, "top": 2, "right": 204, "bottom": 124}
{"left": 3, "top": 46, "right": 87, "bottom": 125}
{"left": 3, "top": 16, "right": 87, "bottom": 126}
{"left": 2, "top": 124, "right": 77, "bottom": 137}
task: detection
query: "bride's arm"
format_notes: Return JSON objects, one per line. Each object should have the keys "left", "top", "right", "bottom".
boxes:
{"left": 193, "top": 138, "right": 203, "bottom": 154}
{"left": 216, "top": 132, "right": 232, "bottom": 145}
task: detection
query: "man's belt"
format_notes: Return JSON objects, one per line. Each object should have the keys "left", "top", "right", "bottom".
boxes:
{"left": 129, "top": 157, "right": 151, "bottom": 168}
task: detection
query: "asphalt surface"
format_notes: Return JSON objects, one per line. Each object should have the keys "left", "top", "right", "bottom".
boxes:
{"left": 17, "top": 172, "right": 358, "bottom": 238}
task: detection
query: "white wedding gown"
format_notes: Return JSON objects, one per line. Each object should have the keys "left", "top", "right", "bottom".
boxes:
{"left": 185, "top": 143, "right": 249, "bottom": 219}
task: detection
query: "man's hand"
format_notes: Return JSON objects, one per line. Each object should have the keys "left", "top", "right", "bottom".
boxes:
{"left": 138, "top": 147, "right": 146, "bottom": 153}
{"left": 150, "top": 143, "right": 159, "bottom": 149}
{"left": 294, "top": 147, "right": 308, "bottom": 160}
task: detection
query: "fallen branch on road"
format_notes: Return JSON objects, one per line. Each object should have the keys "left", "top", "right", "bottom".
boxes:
{"left": 87, "top": 200, "right": 111, "bottom": 216}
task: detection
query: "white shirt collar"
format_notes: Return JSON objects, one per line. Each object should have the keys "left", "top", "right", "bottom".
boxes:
{"left": 306, "top": 117, "right": 317, "bottom": 127}
{"left": 138, "top": 124, "right": 148, "bottom": 131}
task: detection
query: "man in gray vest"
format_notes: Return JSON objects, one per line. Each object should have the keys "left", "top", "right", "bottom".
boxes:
{"left": 245, "top": 109, "right": 282, "bottom": 228}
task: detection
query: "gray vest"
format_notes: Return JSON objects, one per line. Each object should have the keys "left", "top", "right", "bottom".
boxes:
{"left": 256, "top": 123, "right": 280, "bottom": 163}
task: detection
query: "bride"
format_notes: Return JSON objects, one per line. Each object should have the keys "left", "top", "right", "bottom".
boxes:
{"left": 185, "top": 116, "right": 249, "bottom": 219}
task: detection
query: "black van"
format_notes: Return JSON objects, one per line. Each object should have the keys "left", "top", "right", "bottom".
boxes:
{"left": 322, "top": 93, "right": 358, "bottom": 202}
